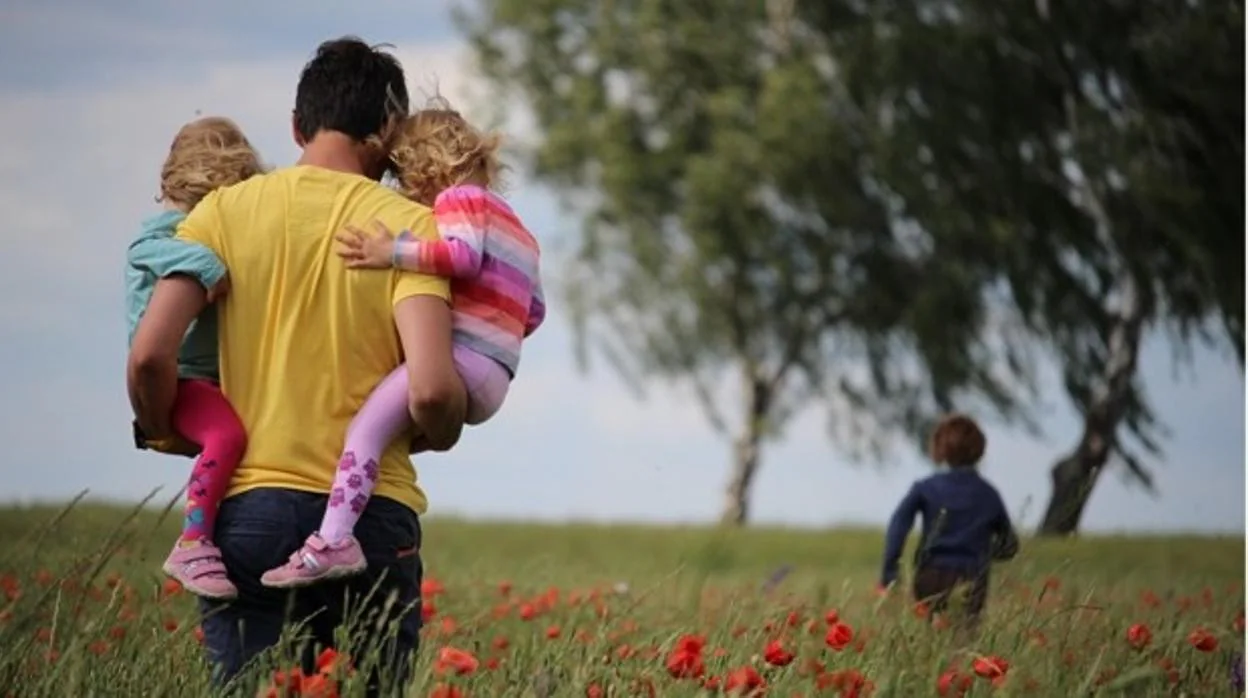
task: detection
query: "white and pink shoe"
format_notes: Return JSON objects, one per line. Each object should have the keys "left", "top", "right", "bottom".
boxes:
{"left": 260, "top": 533, "right": 367, "bottom": 589}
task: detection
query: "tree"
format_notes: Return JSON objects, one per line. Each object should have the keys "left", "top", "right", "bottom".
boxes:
{"left": 459, "top": 0, "right": 1243, "bottom": 531}
{"left": 459, "top": 0, "right": 1028, "bottom": 524}
{"left": 828, "top": 0, "right": 1244, "bottom": 534}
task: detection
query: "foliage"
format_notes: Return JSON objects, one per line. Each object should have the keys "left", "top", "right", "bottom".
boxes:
{"left": 458, "top": 0, "right": 1244, "bottom": 525}
{"left": 459, "top": 0, "right": 1031, "bottom": 459}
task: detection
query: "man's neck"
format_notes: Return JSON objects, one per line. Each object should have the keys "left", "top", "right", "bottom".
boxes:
{"left": 296, "top": 131, "right": 374, "bottom": 178}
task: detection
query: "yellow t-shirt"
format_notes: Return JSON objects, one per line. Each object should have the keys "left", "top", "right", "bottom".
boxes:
{"left": 176, "top": 165, "right": 449, "bottom": 514}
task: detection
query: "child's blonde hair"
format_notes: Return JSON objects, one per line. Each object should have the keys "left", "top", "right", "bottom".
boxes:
{"left": 159, "top": 117, "right": 264, "bottom": 210}
{"left": 388, "top": 99, "right": 503, "bottom": 206}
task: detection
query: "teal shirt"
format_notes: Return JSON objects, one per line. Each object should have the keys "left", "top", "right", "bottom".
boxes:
{"left": 125, "top": 210, "right": 227, "bottom": 382}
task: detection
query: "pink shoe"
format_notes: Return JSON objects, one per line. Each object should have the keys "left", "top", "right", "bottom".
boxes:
{"left": 260, "top": 533, "right": 367, "bottom": 589}
{"left": 162, "top": 539, "right": 237, "bottom": 600}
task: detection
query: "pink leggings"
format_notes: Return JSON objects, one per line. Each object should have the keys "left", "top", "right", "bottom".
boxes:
{"left": 317, "top": 347, "right": 509, "bottom": 542}
{"left": 171, "top": 379, "right": 247, "bottom": 543}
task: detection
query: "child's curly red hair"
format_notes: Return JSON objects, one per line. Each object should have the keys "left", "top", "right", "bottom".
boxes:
{"left": 929, "top": 414, "right": 986, "bottom": 468}
{"left": 387, "top": 98, "right": 503, "bottom": 206}
{"left": 159, "top": 116, "right": 263, "bottom": 210}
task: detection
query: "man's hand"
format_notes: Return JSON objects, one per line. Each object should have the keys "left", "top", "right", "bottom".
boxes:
{"left": 336, "top": 220, "right": 397, "bottom": 269}
{"left": 145, "top": 434, "right": 202, "bottom": 459}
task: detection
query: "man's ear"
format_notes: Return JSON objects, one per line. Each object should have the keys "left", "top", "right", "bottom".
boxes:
{"left": 291, "top": 111, "right": 306, "bottom": 147}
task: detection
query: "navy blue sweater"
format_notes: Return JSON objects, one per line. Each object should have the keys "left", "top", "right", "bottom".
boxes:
{"left": 880, "top": 468, "right": 1018, "bottom": 586}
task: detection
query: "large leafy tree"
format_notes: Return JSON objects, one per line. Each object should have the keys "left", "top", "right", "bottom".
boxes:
{"left": 826, "top": 0, "right": 1244, "bottom": 533}
{"left": 459, "top": 0, "right": 1027, "bottom": 524}
{"left": 459, "top": 0, "right": 1243, "bottom": 530}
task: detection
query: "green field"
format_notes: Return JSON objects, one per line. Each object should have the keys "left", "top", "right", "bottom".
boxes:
{"left": 0, "top": 501, "right": 1242, "bottom": 696}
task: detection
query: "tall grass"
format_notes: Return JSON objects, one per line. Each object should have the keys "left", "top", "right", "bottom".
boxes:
{"left": 0, "top": 501, "right": 1242, "bottom": 696}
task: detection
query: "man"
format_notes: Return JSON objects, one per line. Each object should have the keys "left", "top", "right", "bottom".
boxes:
{"left": 127, "top": 37, "right": 466, "bottom": 692}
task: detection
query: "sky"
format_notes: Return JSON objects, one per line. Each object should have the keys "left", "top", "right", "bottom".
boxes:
{"left": 0, "top": 1, "right": 1243, "bottom": 535}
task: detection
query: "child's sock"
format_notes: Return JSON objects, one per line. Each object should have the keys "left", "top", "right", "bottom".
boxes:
{"left": 318, "top": 366, "right": 413, "bottom": 545}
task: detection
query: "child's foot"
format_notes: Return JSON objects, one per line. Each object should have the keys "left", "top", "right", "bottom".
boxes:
{"left": 260, "top": 533, "right": 367, "bottom": 589}
{"left": 162, "top": 539, "right": 237, "bottom": 600}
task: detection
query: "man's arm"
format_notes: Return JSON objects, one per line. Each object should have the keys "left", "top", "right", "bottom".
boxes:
{"left": 127, "top": 276, "right": 208, "bottom": 439}
{"left": 394, "top": 295, "right": 467, "bottom": 451}
{"left": 881, "top": 484, "right": 923, "bottom": 587}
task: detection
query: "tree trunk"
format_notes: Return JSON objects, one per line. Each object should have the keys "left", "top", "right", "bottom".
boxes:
{"left": 719, "top": 374, "right": 771, "bottom": 526}
{"left": 1037, "top": 274, "right": 1145, "bottom": 536}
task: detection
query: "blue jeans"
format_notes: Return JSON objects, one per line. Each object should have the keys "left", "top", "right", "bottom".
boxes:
{"left": 198, "top": 488, "right": 422, "bottom": 696}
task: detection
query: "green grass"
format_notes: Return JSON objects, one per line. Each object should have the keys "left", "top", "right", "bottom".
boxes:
{"left": 0, "top": 500, "right": 1242, "bottom": 696}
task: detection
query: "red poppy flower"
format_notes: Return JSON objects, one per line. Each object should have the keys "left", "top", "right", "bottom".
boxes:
{"left": 1126, "top": 623, "right": 1152, "bottom": 650}
{"left": 937, "top": 669, "right": 973, "bottom": 696}
{"left": 763, "top": 638, "right": 794, "bottom": 667}
{"left": 723, "top": 665, "right": 766, "bottom": 694}
{"left": 421, "top": 578, "right": 445, "bottom": 598}
{"left": 971, "top": 656, "right": 1009, "bottom": 679}
{"left": 316, "top": 647, "right": 351, "bottom": 675}
{"left": 299, "top": 673, "right": 340, "bottom": 698}
{"left": 434, "top": 646, "right": 480, "bottom": 676}
{"left": 825, "top": 622, "right": 854, "bottom": 651}
{"left": 1188, "top": 627, "right": 1218, "bottom": 652}
{"left": 428, "top": 684, "right": 464, "bottom": 698}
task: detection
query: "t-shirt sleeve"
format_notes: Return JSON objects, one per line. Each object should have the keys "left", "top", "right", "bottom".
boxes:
{"left": 391, "top": 208, "right": 451, "bottom": 307}
{"left": 174, "top": 191, "right": 225, "bottom": 260}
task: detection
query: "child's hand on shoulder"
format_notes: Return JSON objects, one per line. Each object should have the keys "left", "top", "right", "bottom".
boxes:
{"left": 336, "top": 220, "right": 397, "bottom": 269}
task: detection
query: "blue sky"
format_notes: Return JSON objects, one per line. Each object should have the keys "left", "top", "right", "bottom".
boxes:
{"left": 0, "top": 1, "right": 1242, "bottom": 534}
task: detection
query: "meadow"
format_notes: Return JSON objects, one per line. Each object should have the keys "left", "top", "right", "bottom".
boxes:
{"left": 0, "top": 500, "right": 1242, "bottom": 697}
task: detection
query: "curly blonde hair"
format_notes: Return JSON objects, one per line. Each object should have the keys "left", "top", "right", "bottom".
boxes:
{"left": 159, "top": 117, "right": 264, "bottom": 210}
{"left": 388, "top": 100, "right": 503, "bottom": 206}
{"left": 929, "top": 414, "right": 987, "bottom": 468}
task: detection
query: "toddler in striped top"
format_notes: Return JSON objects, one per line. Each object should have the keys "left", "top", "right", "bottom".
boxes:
{"left": 261, "top": 106, "right": 544, "bottom": 588}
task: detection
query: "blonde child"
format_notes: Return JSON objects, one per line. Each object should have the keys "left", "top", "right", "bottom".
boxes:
{"left": 126, "top": 117, "right": 263, "bottom": 599}
{"left": 261, "top": 105, "right": 545, "bottom": 587}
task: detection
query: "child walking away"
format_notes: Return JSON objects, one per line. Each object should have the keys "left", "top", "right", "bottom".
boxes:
{"left": 878, "top": 414, "right": 1019, "bottom": 631}
{"left": 261, "top": 104, "right": 545, "bottom": 588}
{"left": 126, "top": 117, "right": 262, "bottom": 599}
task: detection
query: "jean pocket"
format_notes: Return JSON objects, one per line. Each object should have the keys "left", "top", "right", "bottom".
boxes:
{"left": 354, "top": 498, "right": 421, "bottom": 563}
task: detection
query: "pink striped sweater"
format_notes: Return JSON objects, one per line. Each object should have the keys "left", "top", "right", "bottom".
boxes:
{"left": 392, "top": 184, "right": 545, "bottom": 376}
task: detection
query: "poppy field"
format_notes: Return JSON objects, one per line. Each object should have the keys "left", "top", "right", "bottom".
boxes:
{"left": 0, "top": 502, "right": 1243, "bottom": 697}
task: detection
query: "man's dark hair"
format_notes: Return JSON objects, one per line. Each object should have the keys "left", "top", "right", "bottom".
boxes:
{"left": 294, "top": 37, "right": 409, "bottom": 143}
